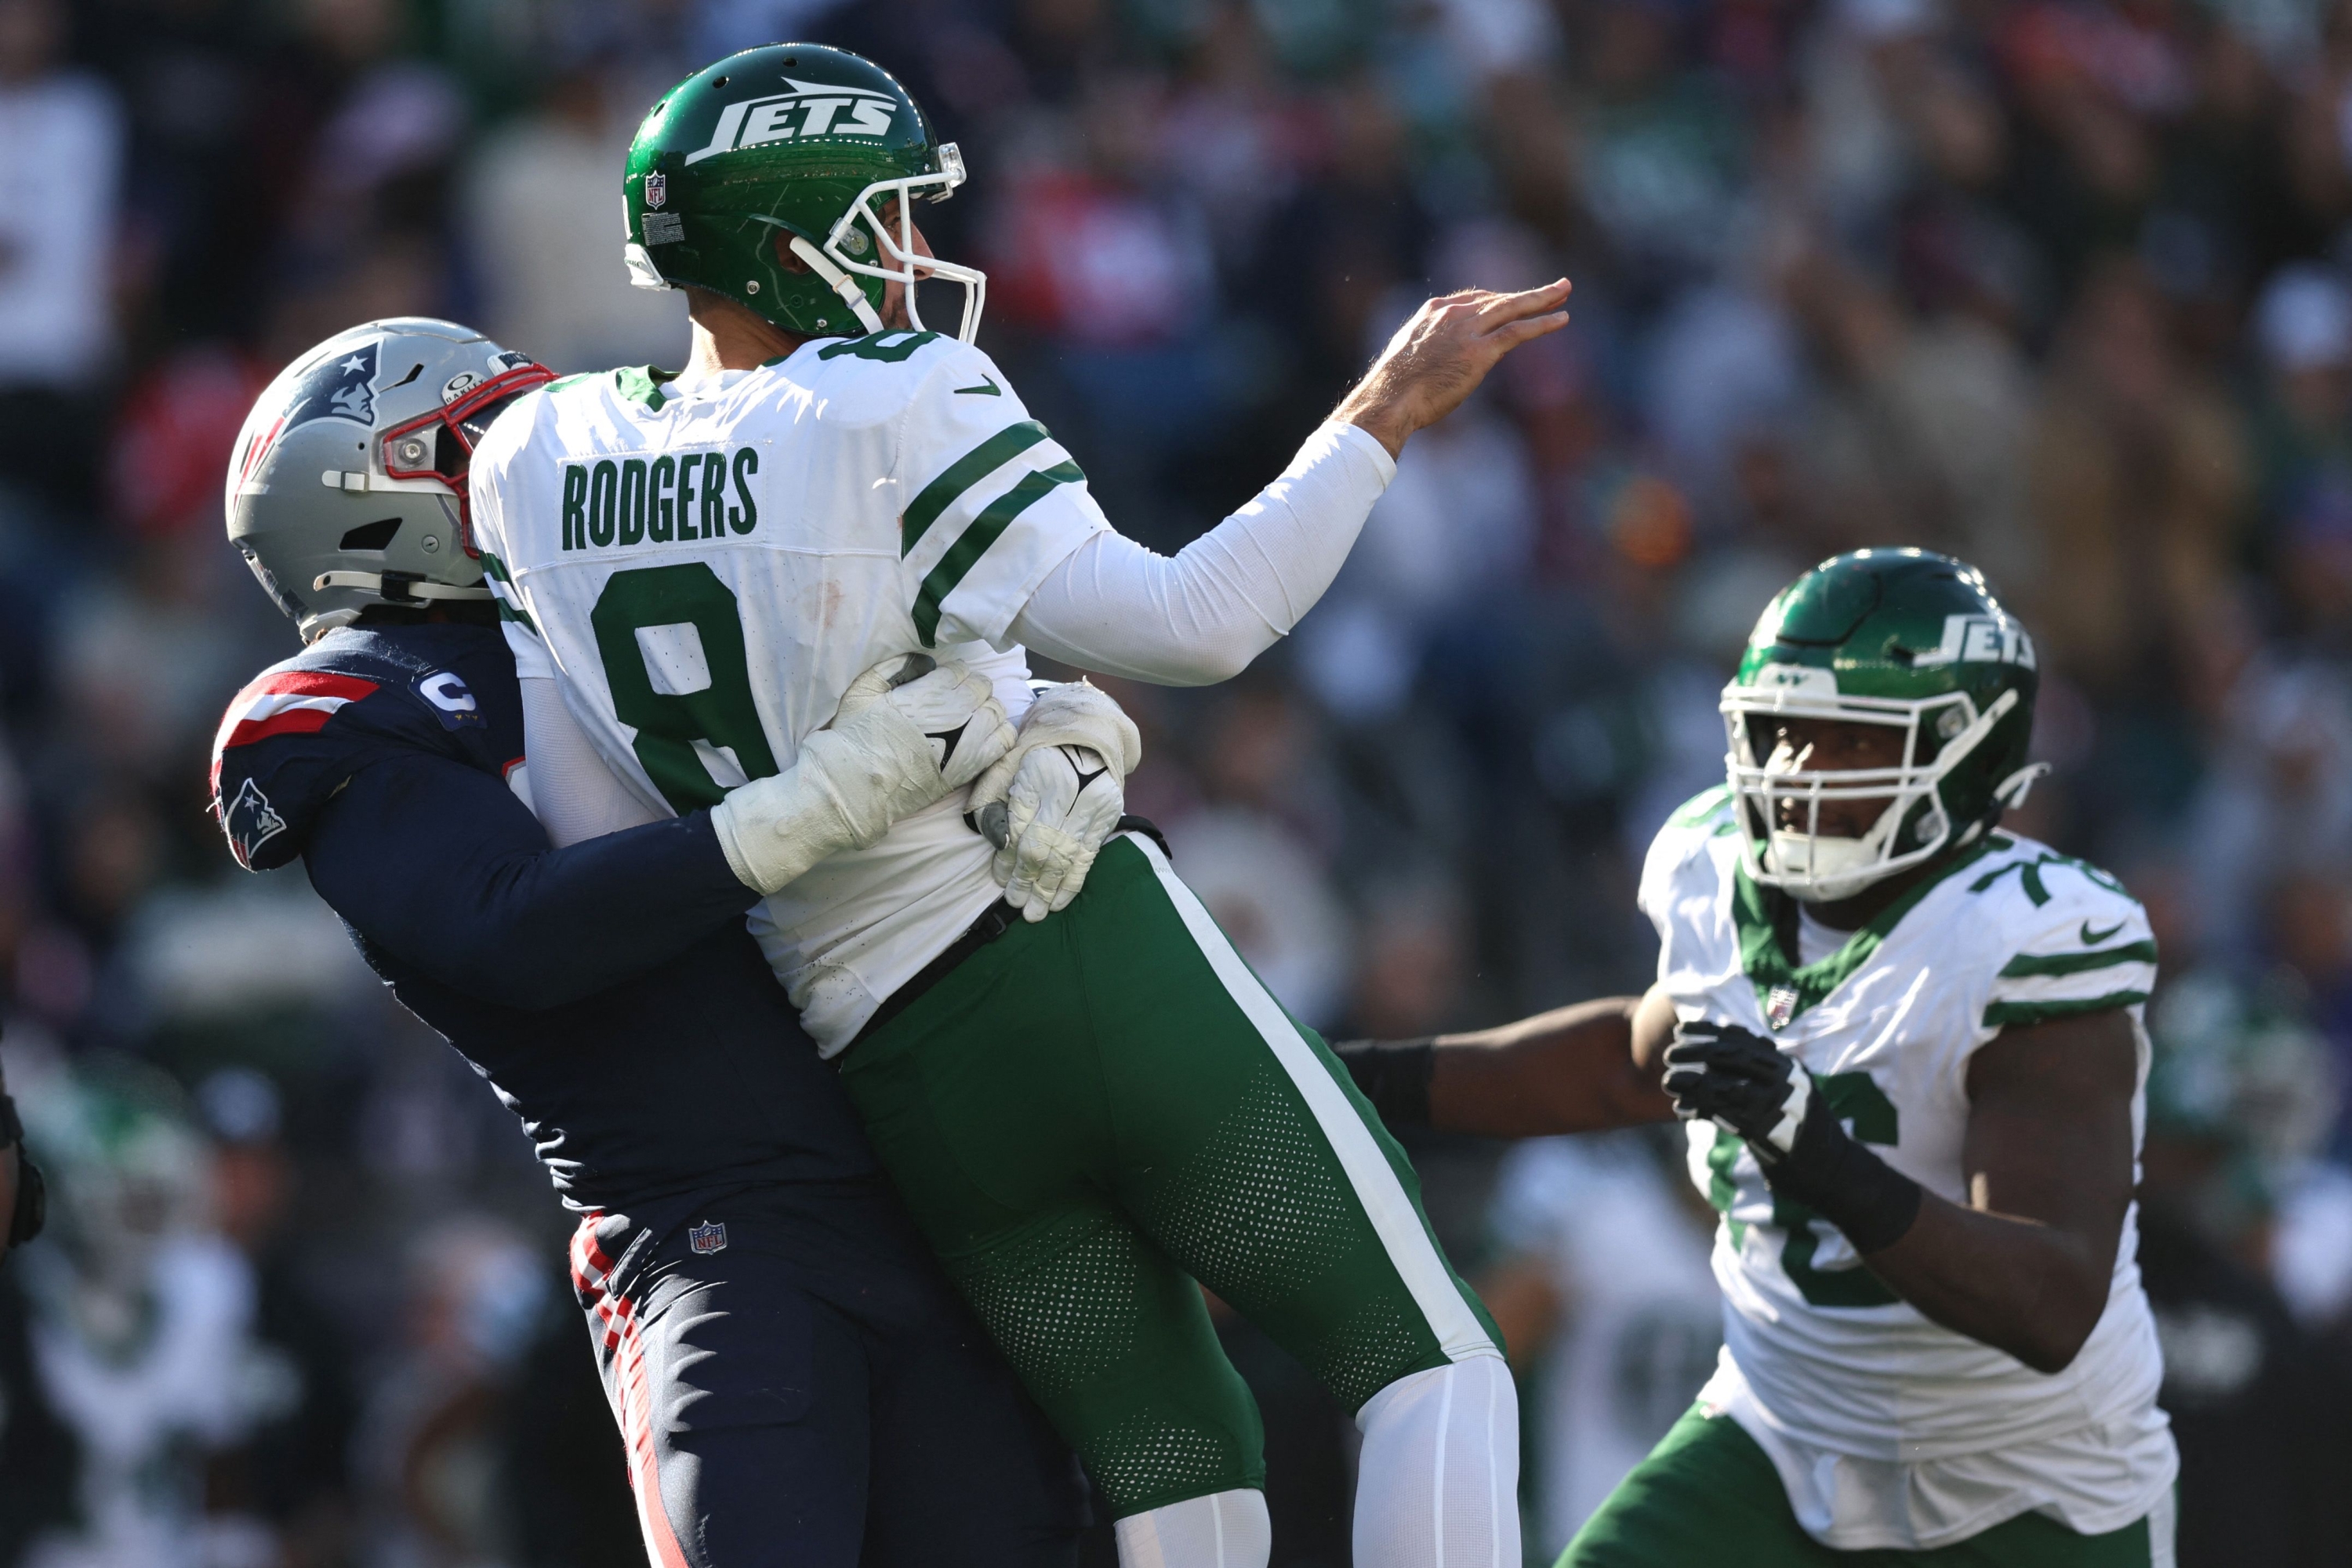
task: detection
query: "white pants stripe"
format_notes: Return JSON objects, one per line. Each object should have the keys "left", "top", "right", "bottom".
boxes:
{"left": 1131, "top": 833, "right": 1497, "bottom": 1365}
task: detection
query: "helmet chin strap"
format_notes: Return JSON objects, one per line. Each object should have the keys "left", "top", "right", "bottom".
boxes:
{"left": 314, "top": 571, "right": 493, "bottom": 603}
{"left": 788, "top": 236, "right": 886, "bottom": 335}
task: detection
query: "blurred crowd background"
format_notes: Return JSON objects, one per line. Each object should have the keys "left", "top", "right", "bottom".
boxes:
{"left": 5, "top": 0, "right": 2352, "bottom": 1559}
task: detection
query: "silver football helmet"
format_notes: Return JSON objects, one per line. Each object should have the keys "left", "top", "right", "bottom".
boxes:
{"left": 224, "top": 318, "right": 554, "bottom": 640}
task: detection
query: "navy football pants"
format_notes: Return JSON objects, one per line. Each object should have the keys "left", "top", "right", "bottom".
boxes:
{"left": 570, "top": 1183, "right": 1087, "bottom": 1567}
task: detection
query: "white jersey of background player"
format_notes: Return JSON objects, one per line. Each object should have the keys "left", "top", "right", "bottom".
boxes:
{"left": 1643, "top": 785, "right": 2174, "bottom": 1548}
{"left": 1484, "top": 1131, "right": 1722, "bottom": 1553}
{"left": 1318, "top": 555, "right": 2178, "bottom": 1566}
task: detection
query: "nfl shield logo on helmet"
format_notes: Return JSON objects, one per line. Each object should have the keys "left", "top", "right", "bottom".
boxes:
{"left": 644, "top": 172, "right": 666, "bottom": 210}
{"left": 1765, "top": 985, "right": 1800, "bottom": 1031}
{"left": 688, "top": 1219, "right": 727, "bottom": 1255}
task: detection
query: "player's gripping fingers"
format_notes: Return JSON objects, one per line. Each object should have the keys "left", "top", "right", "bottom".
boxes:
{"left": 992, "top": 744, "right": 1123, "bottom": 920}
{"left": 864, "top": 662, "right": 1014, "bottom": 790}
{"left": 1030, "top": 761, "right": 1123, "bottom": 916}
{"left": 938, "top": 692, "right": 1016, "bottom": 792}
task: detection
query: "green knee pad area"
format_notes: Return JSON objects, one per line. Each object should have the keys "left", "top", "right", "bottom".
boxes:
{"left": 1563, "top": 1407, "right": 2155, "bottom": 1568}
{"left": 839, "top": 837, "right": 1494, "bottom": 1516}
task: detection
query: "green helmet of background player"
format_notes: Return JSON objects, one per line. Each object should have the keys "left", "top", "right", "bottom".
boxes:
{"left": 1720, "top": 548, "right": 2047, "bottom": 902}
{"left": 621, "top": 44, "right": 984, "bottom": 342}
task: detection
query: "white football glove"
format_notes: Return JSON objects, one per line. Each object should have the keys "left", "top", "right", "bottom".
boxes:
{"left": 967, "top": 681, "right": 1143, "bottom": 921}
{"left": 710, "top": 656, "right": 1014, "bottom": 895}
{"left": 834, "top": 653, "right": 1017, "bottom": 790}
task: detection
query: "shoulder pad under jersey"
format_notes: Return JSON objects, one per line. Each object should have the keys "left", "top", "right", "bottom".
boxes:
{"left": 209, "top": 626, "right": 521, "bottom": 870}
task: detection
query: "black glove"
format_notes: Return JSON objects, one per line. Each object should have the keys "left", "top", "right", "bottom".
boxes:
{"left": 1663, "top": 1018, "right": 1920, "bottom": 1254}
{"left": 1, "top": 1091, "right": 42, "bottom": 1249}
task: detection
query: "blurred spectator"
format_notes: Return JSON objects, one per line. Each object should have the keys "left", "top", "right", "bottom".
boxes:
{"left": 2136, "top": 984, "right": 2352, "bottom": 1564}
{"left": 1481, "top": 1129, "right": 1721, "bottom": 1556}
{"left": 2024, "top": 257, "right": 2247, "bottom": 700}
{"left": 1571, "top": 0, "right": 1749, "bottom": 291}
{"left": 463, "top": 63, "right": 690, "bottom": 373}
{"left": 197, "top": 1066, "right": 362, "bottom": 1567}
{"left": 0, "top": 0, "right": 123, "bottom": 510}
{"left": 11, "top": 1050, "right": 269, "bottom": 1568}
{"left": 352, "top": 1215, "right": 549, "bottom": 1568}
{"left": 1172, "top": 805, "right": 1353, "bottom": 1029}
{"left": 2184, "top": 660, "right": 2352, "bottom": 965}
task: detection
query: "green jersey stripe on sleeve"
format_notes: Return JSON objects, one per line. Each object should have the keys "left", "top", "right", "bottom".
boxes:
{"left": 902, "top": 421, "right": 1051, "bottom": 555}
{"left": 1983, "top": 989, "right": 2151, "bottom": 1029}
{"left": 1998, "top": 941, "right": 2159, "bottom": 978}
{"left": 913, "top": 460, "right": 1083, "bottom": 646}
{"left": 477, "top": 551, "right": 537, "bottom": 633}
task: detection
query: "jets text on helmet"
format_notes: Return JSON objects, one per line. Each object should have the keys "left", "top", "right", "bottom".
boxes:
{"left": 684, "top": 82, "right": 899, "bottom": 165}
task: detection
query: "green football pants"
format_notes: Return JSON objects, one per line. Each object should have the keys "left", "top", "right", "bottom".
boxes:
{"left": 837, "top": 833, "right": 1501, "bottom": 1518}
{"left": 1564, "top": 1406, "right": 2171, "bottom": 1567}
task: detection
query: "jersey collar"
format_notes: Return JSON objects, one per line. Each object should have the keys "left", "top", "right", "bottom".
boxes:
{"left": 1730, "top": 836, "right": 2002, "bottom": 1029}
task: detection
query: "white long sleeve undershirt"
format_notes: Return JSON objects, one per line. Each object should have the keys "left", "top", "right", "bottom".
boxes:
{"left": 1006, "top": 420, "right": 1396, "bottom": 686}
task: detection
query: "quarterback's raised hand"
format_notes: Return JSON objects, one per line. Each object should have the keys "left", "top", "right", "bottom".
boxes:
{"left": 968, "top": 681, "right": 1143, "bottom": 922}
{"left": 1664, "top": 1018, "right": 1922, "bottom": 1254}
{"left": 712, "top": 656, "right": 1014, "bottom": 896}
{"left": 1333, "top": 279, "right": 1572, "bottom": 459}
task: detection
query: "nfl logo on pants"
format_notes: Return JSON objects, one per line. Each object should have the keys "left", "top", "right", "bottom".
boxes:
{"left": 688, "top": 1219, "right": 728, "bottom": 1255}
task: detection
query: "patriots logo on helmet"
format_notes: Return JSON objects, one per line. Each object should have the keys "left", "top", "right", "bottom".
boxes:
{"left": 281, "top": 340, "right": 379, "bottom": 432}
{"left": 688, "top": 1220, "right": 728, "bottom": 1255}
{"left": 223, "top": 777, "right": 289, "bottom": 870}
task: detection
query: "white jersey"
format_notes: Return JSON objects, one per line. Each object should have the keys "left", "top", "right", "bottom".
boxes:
{"left": 1489, "top": 1132, "right": 1722, "bottom": 1555}
{"left": 1641, "top": 787, "right": 2177, "bottom": 1552}
{"left": 469, "top": 331, "right": 1107, "bottom": 1052}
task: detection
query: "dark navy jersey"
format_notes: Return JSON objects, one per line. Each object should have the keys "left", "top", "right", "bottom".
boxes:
{"left": 209, "top": 623, "right": 880, "bottom": 1208}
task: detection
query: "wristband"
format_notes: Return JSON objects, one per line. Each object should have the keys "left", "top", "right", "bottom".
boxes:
{"left": 1758, "top": 1109, "right": 1922, "bottom": 1254}
{"left": 1330, "top": 1037, "right": 1435, "bottom": 1131}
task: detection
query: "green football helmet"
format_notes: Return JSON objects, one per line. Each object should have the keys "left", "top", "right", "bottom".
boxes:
{"left": 621, "top": 45, "right": 983, "bottom": 342}
{"left": 1722, "top": 549, "right": 2047, "bottom": 902}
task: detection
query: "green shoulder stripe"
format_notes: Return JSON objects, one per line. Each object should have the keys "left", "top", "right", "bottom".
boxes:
{"left": 1969, "top": 848, "right": 2132, "bottom": 909}
{"left": 477, "top": 552, "right": 535, "bottom": 633}
{"left": 913, "top": 460, "right": 1083, "bottom": 646}
{"left": 1666, "top": 784, "right": 1733, "bottom": 831}
{"left": 1984, "top": 990, "right": 2150, "bottom": 1028}
{"left": 1998, "top": 941, "right": 2158, "bottom": 978}
{"left": 612, "top": 365, "right": 675, "bottom": 411}
{"left": 902, "top": 421, "right": 1051, "bottom": 556}
{"left": 1733, "top": 837, "right": 1999, "bottom": 1027}
{"left": 818, "top": 329, "right": 940, "bottom": 364}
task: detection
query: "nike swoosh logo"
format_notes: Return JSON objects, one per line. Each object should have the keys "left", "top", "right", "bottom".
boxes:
{"left": 954, "top": 376, "right": 1002, "bottom": 397}
{"left": 2080, "top": 920, "right": 2125, "bottom": 946}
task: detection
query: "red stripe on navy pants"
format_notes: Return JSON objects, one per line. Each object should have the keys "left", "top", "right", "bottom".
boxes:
{"left": 572, "top": 1215, "right": 692, "bottom": 1568}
